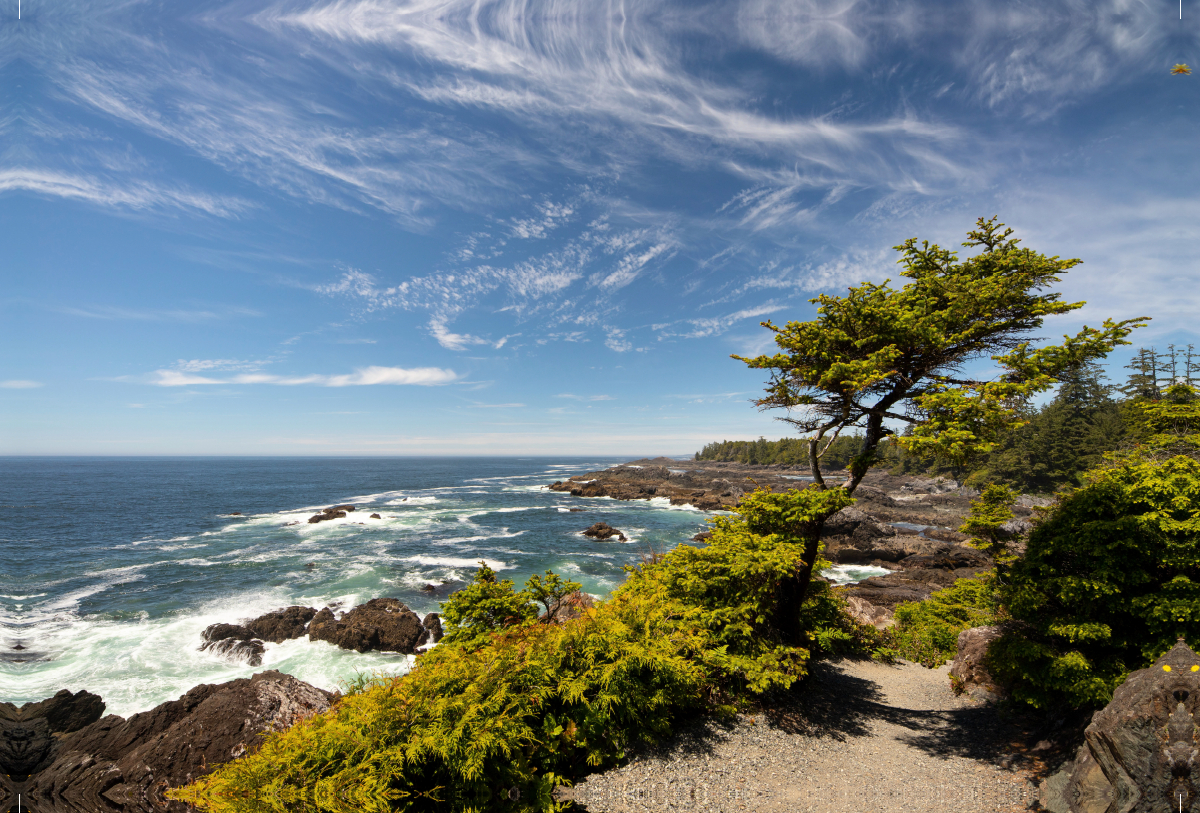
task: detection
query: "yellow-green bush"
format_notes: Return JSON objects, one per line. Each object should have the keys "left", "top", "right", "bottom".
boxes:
{"left": 172, "top": 489, "right": 873, "bottom": 813}
{"left": 884, "top": 571, "right": 1000, "bottom": 668}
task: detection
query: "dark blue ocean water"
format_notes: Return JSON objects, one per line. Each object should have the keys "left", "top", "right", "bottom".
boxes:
{"left": 0, "top": 456, "right": 721, "bottom": 715}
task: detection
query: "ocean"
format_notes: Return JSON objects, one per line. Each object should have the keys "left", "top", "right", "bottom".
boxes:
{"left": 0, "top": 457, "right": 887, "bottom": 718}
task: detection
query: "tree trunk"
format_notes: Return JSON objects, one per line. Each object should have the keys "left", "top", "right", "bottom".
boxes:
{"left": 776, "top": 526, "right": 824, "bottom": 647}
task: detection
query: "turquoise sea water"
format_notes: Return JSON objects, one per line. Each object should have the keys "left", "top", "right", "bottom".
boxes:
{"left": 0, "top": 457, "right": 888, "bottom": 717}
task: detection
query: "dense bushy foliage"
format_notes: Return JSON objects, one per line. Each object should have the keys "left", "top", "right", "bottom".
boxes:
{"left": 991, "top": 453, "right": 1200, "bottom": 708}
{"left": 987, "top": 388, "right": 1200, "bottom": 709}
{"left": 883, "top": 572, "right": 1000, "bottom": 668}
{"left": 879, "top": 362, "right": 1126, "bottom": 494}
{"left": 173, "top": 489, "right": 876, "bottom": 813}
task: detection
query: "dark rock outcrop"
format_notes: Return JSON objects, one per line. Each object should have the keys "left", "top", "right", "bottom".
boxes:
{"left": 0, "top": 715, "right": 52, "bottom": 777}
{"left": 20, "top": 690, "right": 106, "bottom": 735}
{"left": 246, "top": 606, "right": 317, "bottom": 643}
{"left": 840, "top": 573, "right": 939, "bottom": 608}
{"left": 199, "top": 624, "right": 266, "bottom": 666}
{"left": 422, "top": 613, "right": 443, "bottom": 644}
{"left": 307, "top": 505, "right": 355, "bottom": 524}
{"left": 843, "top": 596, "right": 894, "bottom": 630}
{"left": 582, "top": 522, "right": 627, "bottom": 541}
{"left": 544, "top": 591, "right": 596, "bottom": 624}
{"left": 832, "top": 535, "right": 949, "bottom": 564}
{"left": 1041, "top": 638, "right": 1200, "bottom": 813}
{"left": 308, "top": 598, "right": 428, "bottom": 654}
{"left": 948, "top": 625, "right": 1004, "bottom": 701}
{"left": 370, "top": 513, "right": 382, "bottom": 519}
{"left": 25, "top": 671, "right": 335, "bottom": 813}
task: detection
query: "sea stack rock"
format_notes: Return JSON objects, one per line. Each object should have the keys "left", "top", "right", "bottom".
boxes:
{"left": 308, "top": 598, "right": 428, "bottom": 654}
{"left": 582, "top": 522, "right": 627, "bottom": 542}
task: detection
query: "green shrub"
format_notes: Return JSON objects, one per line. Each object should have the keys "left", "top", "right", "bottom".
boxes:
{"left": 883, "top": 571, "right": 1000, "bottom": 668}
{"left": 991, "top": 453, "right": 1200, "bottom": 709}
{"left": 173, "top": 489, "right": 874, "bottom": 813}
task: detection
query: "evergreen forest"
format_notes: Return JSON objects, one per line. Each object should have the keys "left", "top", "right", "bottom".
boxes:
{"left": 697, "top": 345, "right": 1199, "bottom": 495}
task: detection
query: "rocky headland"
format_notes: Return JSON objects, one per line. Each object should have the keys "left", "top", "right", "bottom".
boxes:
{"left": 3, "top": 594, "right": 445, "bottom": 812}
{"left": 6, "top": 671, "right": 336, "bottom": 813}
{"left": 551, "top": 458, "right": 1045, "bottom": 625}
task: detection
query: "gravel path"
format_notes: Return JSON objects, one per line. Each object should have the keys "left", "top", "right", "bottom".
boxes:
{"left": 568, "top": 659, "right": 1039, "bottom": 812}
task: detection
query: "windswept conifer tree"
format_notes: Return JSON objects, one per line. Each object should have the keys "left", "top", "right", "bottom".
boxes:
{"left": 735, "top": 217, "right": 1146, "bottom": 641}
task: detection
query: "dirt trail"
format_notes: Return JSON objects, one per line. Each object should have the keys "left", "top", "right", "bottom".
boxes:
{"left": 570, "top": 659, "right": 1040, "bottom": 812}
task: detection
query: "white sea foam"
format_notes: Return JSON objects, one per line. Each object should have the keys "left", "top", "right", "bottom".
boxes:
{"left": 399, "top": 555, "right": 511, "bottom": 571}
{"left": 647, "top": 497, "right": 700, "bottom": 512}
{"left": 430, "top": 531, "right": 526, "bottom": 546}
{"left": 822, "top": 564, "right": 891, "bottom": 585}
{"left": 384, "top": 496, "right": 440, "bottom": 506}
{"left": 0, "top": 587, "right": 419, "bottom": 716}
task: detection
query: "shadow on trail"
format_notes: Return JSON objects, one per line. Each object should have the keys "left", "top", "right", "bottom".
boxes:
{"left": 767, "top": 659, "right": 1021, "bottom": 763}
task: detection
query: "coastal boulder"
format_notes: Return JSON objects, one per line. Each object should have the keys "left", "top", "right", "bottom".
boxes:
{"left": 308, "top": 598, "right": 428, "bottom": 654}
{"left": 582, "top": 522, "right": 627, "bottom": 542}
{"left": 199, "top": 624, "right": 266, "bottom": 666}
{"left": 246, "top": 606, "right": 318, "bottom": 643}
{"left": 421, "top": 613, "right": 443, "bottom": 644}
{"left": 1040, "top": 638, "right": 1200, "bottom": 813}
{"left": 25, "top": 670, "right": 335, "bottom": 813}
{"left": 843, "top": 596, "right": 895, "bottom": 630}
{"left": 21, "top": 689, "right": 106, "bottom": 735}
{"left": 948, "top": 626, "right": 1005, "bottom": 701}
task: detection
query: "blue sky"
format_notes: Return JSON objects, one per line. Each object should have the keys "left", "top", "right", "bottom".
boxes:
{"left": 2, "top": 0, "right": 1198, "bottom": 455}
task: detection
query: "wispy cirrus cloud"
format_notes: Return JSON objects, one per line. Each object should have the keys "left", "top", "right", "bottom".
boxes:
{"left": 0, "top": 168, "right": 251, "bottom": 217}
{"left": 318, "top": 196, "right": 679, "bottom": 348}
{"left": 655, "top": 303, "right": 786, "bottom": 340}
{"left": 0, "top": 380, "right": 43, "bottom": 389}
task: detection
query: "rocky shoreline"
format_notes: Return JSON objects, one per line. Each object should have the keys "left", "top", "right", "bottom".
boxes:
{"left": 2, "top": 593, "right": 445, "bottom": 812}
{"left": 550, "top": 458, "right": 1044, "bottom": 624}
{"left": 4, "top": 461, "right": 1044, "bottom": 809}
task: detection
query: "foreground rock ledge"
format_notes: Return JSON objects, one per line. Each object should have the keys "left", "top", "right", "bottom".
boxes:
{"left": 20, "top": 670, "right": 336, "bottom": 813}
{"left": 1041, "top": 637, "right": 1200, "bottom": 813}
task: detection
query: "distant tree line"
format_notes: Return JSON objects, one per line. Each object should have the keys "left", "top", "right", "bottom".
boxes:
{"left": 699, "top": 345, "right": 1197, "bottom": 495}
{"left": 695, "top": 434, "right": 864, "bottom": 470}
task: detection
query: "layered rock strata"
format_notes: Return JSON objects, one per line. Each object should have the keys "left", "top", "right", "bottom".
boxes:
{"left": 1041, "top": 638, "right": 1200, "bottom": 813}
{"left": 23, "top": 671, "right": 335, "bottom": 813}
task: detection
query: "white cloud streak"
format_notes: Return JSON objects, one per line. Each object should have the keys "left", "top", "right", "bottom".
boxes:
{"left": 149, "top": 365, "right": 458, "bottom": 386}
{"left": 0, "top": 380, "right": 44, "bottom": 389}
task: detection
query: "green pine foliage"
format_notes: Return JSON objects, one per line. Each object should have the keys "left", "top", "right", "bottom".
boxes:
{"left": 172, "top": 488, "right": 879, "bottom": 813}
{"left": 884, "top": 572, "right": 1000, "bottom": 668}
{"left": 992, "top": 426, "right": 1200, "bottom": 708}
